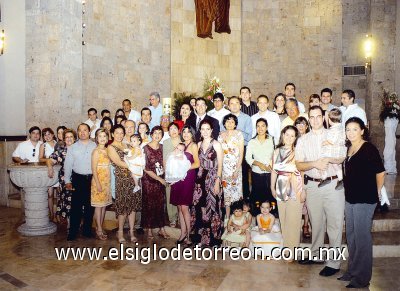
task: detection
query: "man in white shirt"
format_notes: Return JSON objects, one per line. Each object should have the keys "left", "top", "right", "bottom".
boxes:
{"left": 149, "top": 92, "right": 163, "bottom": 127}
{"left": 84, "top": 108, "right": 101, "bottom": 139}
{"left": 208, "top": 92, "right": 231, "bottom": 124}
{"left": 320, "top": 88, "right": 337, "bottom": 128}
{"left": 140, "top": 107, "right": 155, "bottom": 131}
{"left": 251, "top": 95, "right": 281, "bottom": 145}
{"left": 160, "top": 115, "right": 170, "bottom": 144}
{"left": 340, "top": 89, "right": 367, "bottom": 126}
{"left": 12, "top": 126, "right": 43, "bottom": 163}
{"left": 122, "top": 99, "right": 141, "bottom": 124}
{"left": 285, "top": 82, "right": 306, "bottom": 113}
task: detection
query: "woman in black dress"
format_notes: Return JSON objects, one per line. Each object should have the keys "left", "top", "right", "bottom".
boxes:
{"left": 339, "top": 117, "right": 385, "bottom": 288}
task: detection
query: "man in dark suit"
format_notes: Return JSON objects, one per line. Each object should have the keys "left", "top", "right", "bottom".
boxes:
{"left": 186, "top": 97, "right": 220, "bottom": 141}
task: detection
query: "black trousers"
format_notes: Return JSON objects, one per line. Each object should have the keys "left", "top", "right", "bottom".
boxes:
{"left": 242, "top": 146, "right": 250, "bottom": 200}
{"left": 69, "top": 171, "right": 94, "bottom": 237}
{"left": 250, "top": 172, "right": 276, "bottom": 215}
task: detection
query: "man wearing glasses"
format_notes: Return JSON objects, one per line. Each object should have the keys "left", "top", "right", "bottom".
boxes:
{"left": 12, "top": 126, "right": 42, "bottom": 163}
{"left": 295, "top": 106, "right": 345, "bottom": 277}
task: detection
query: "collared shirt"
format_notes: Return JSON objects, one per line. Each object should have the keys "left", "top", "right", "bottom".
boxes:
{"left": 340, "top": 104, "right": 367, "bottom": 126}
{"left": 281, "top": 113, "right": 309, "bottom": 129}
{"left": 251, "top": 110, "right": 281, "bottom": 145}
{"left": 208, "top": 107, "right": 231, "bottom": 124}
{"left": 64, "top": 139, "right": 97, "bottom": 183}
{"left": 233, "top": 111, "right": 252, "bottom": 145}
{"left": 149, "top": 104, "right": 163, "bottom": 127}
{"left": 295, "top": 129, "right": 341, "bottom": 179}
{"left": 241, "top": 101, "right": 258, "bottom": 117}
{"left": 84, "top": 118, "right": 101, "bottom": 139}
{"left": 245, "top": 136, "right": 274, "bottom": 174}
{"left": 195, "top": 113, "right": 207, "bottom": 130}
{"left": 12, "top": 140, "right": 43, "bottom": 162}
{"left": 128, "top": 109, "right": 141, "bottom": 124}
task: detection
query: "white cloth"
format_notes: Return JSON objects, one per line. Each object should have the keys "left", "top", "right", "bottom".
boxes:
{"left": 43, "top": 142, "right": 55, "bottom": 158}
{"left": 250, "top": 223, "right": 282, "bottom": 257}
{"left": 124, "top": 148, "right": 146, "bottom": 178}
{"left": 340, "top": 104, "right": 367, "bottom": 126}
{"left": 84, "top": 118, "right": 101, "bottom": 139}
{"left": 165, "top": 153, "right": 191, "bottom": 184}
{"left": 127, "top": 109, "right": 141, "bottom": 124}
{"left": 208, "top": 107, "right": 231, "bottom": 124}
{"left": 380, "top": 185, "right": 390, "bottom": 206}
{"left": 12, "top": 140, "right": 43, "bottom": 162}
{"left": 383, "top": 118, "right": 398, "bottom": 174}
{"left": 251, "top": 110, "right": 281, "bottom": 145}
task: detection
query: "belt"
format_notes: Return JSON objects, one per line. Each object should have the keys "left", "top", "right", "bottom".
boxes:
{"left": 305, "top": 174, "right": 338, "bottom": 183}
{"left": 72, "top": 171, "right": 93, "bottom": 179}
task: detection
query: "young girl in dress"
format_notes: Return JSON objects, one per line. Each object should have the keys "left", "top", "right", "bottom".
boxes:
{"left": 91, "top": 129, "right": 112, "bottom": 240}
{"left": 124, "top": 134, "right": 145, "bottom": 193}
{"left": 39, "top": 127, "right": 58, "bottom": 221}
{"left": 165, "top": 143, "right": 191, "bottom": 184}
{"left": 221, "top": 201, "right": 251, "bottom": 247}
{"left": 138, "top": 122, "right": 150, "bottom": 148}
{"left": 250, "top": 201, "right": 282, "bottom": 256}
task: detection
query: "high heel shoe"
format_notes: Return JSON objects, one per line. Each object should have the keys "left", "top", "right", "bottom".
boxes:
{"left": 117, "top": 230, "right": 126, "bottom": 243}
{"left": 129, "top": 230, "right": 138, "bottom": 243}
{"left": 184, "top": 235, "right": 192, "bottom": 246}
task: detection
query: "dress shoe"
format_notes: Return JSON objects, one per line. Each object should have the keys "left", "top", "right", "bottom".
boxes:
{"left": 298, "top": 259, "right": 324, "bottom": 265}
{"left": 337, "top": 274, "right": 352, "bottom": 281}
{"left": 319, "top": 266, "right": 340, "bottom": 277}
{"left": 67, "top": 234, "right": 76, "bottom": 241}
{"left": 136, "top": 228, "right": 145, "bottom": 235}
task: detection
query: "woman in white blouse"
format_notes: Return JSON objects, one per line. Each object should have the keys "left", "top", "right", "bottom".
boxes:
{"left": 245, "top": 118, "right": 275, "bottom": 212}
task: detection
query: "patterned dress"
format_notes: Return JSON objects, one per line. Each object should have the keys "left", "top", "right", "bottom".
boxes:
{"left": 50, "top": 144, "right": 72, "bottom": 220}
{"left": 218, "top": 130, "right": 243, "bottom": 206}
{"left": 141, "top": 144, "right": 169, "bottom": 228}
{"left": 111, "top": 145, "right": 141, "bottom": 217}
{"left": 190, "top": 140, "right": 223, "bottom": 247}
{"left": 91, "top": 149, "right": 112, "bottom": 207}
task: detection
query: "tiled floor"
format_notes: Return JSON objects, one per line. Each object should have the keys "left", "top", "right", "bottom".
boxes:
{"left": 1, "top": 207, "right": 400, "bottom": 290}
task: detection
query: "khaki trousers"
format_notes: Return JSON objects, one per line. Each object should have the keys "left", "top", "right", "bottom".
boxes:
{"left": 277, "top": 199, "right": 303, "bottom": 253}
{"left": 306, "top": 180, "right": 345, "bottom": 269}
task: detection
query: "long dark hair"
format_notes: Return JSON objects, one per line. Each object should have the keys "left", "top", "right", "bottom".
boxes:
{"left": 345, "top": 117, "right": 369, "bottom": 147}
{"left": 181, "top": 125, "right": 196, "bottom": 142}
{"left": 276, "top": 125, "right": 299, "bottom": 149}
{"left": 199, "top": 119, "right": 213, "bottom": 141}
{"left": 252, "top": 118, "right": 270, "bottom": 139}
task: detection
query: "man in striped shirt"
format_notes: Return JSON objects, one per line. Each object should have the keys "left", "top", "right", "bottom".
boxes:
{"left": 240, "top": 86, "right": 258, "bottom": 117}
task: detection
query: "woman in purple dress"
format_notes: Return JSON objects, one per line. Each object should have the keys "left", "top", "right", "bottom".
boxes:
{"left": 141, "top": 126, "right": 170, "bottom": 239}
{"left": 171, "top": 125, "right": 200, "bottom": 245}
{"left": 190, "top": 120, "right": 224, "bottom": 247}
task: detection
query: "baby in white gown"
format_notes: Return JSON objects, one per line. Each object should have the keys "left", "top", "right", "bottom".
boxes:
{"left": 124, "top": 135, "right": 146, "bottom": 193}
{"left": 165, "top": 143, "right": 191, "bottom": 184}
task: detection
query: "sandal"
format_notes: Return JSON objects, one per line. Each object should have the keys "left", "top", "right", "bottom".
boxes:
{"left": 96, "top": 231, "right": 107, "bottom": 241}
{"left": 129, "top": 230, "right": 138, "bottom": 243}
{"left": 302, "top": 225, "right": 311, "bottom": 238}
{"left": 117, "top": 230, "right": 126, "bottom": 243}
{"left": 158, "top": 231, "right": 170, "bottom": 239}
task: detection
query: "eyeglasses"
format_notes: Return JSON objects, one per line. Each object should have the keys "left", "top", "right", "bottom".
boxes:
{"left": 32, "top": 148, "right": 36, "bottom": 157}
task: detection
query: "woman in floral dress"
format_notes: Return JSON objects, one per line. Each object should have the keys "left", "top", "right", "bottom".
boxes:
{"left": 191, "top": 120, "right": 224, "bottom": 247}
{"left": 47, "top": 129, "right": 77, "bottom": 224}
{"left": 218, "top": 113, "right": 244, "bottom": 220}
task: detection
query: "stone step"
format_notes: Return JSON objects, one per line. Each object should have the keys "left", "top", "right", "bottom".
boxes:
{"left": 300, "top": 231, "right": 400, "bottom": 258}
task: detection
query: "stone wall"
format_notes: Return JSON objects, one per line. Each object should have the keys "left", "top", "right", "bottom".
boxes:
{"left": 83, "top": 0, "right": 171, "bottom": 117}
{"left": 25, "top": 0, "right": 83, "bottom": 130}
{"left": 367, "top": 0, "right": 396, "bottom": 153}
{"left": 242, "top": 0, "right": 343, "bottom": 107}
{"left": 171, "top": 0, "right": 241, "bottom": 97}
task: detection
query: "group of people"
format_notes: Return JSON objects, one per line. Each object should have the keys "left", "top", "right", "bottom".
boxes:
{"left": 12, "top": 84, "right": 384, "bottom": 288}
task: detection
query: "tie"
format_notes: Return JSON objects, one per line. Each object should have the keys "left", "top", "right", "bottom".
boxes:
{"left": 196, "top": 117, "right": 202, "bottom": 130}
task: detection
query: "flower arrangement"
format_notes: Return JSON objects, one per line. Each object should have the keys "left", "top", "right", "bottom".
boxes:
{"left": 203, "top": 75, "right": 224, "bottom": 102}
{"left": 379, "top": 90, "right": 400, "bottom": 122}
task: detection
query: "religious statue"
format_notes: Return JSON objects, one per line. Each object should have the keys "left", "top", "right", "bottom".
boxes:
{"left": 195, "top": 0, "right": 231, "bottom": 39}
